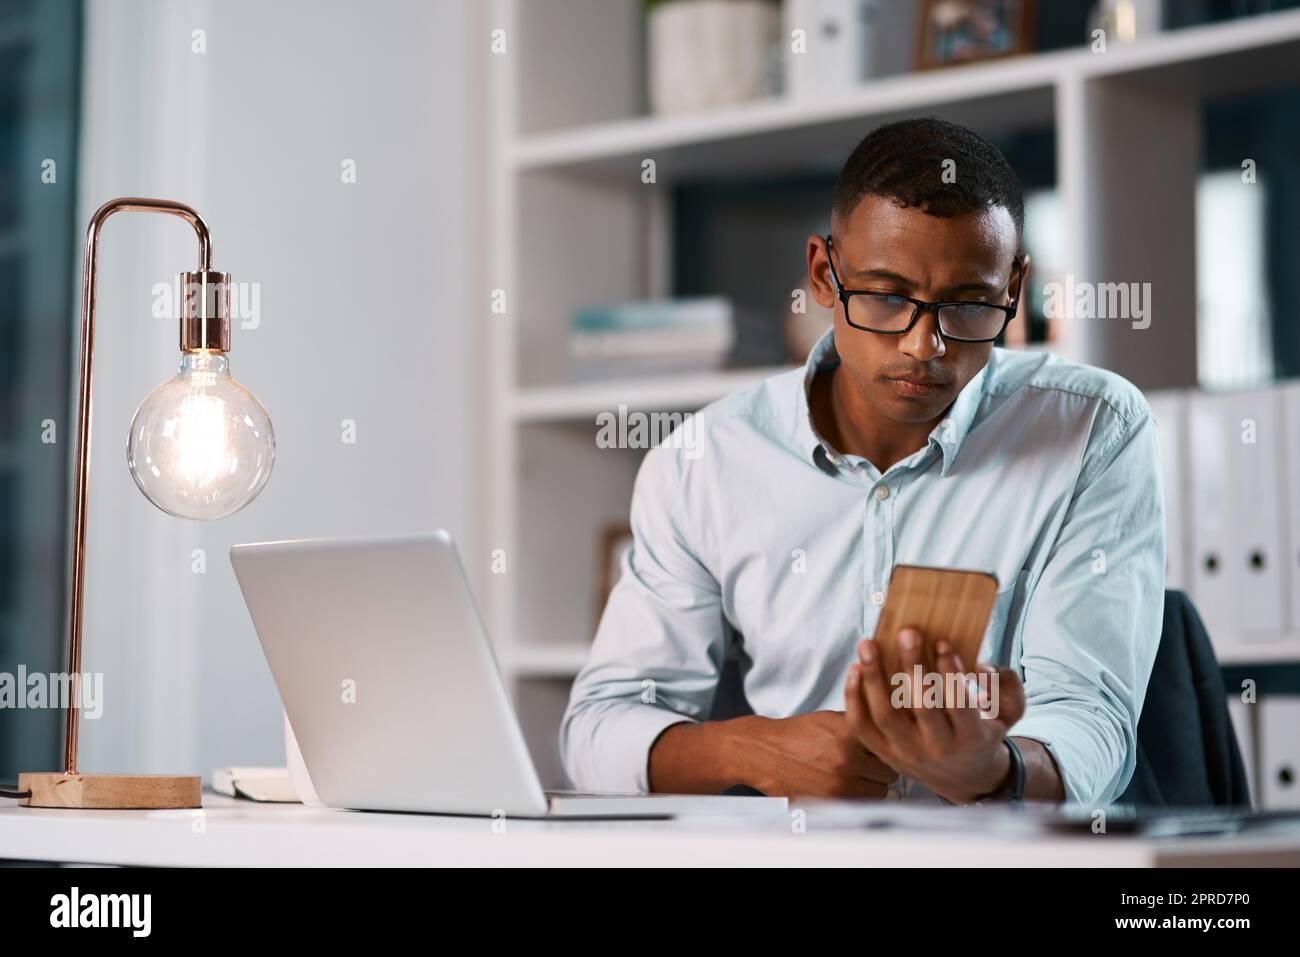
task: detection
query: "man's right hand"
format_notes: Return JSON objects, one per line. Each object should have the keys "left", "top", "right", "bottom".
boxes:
{"left": 648, "top": 710, "right": 899, "bottom": 799}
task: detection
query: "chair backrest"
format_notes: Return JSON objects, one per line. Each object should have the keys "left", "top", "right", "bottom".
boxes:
{"left": 1120, "top": 590, "right": 1251, "bottom": 807}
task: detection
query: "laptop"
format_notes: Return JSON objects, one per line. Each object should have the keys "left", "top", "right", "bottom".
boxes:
{"left": 230, "top": 532, "right": 787, "bottom": 819}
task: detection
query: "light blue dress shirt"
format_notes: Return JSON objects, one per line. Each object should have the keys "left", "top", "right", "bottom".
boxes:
{"left": 561, "top": 331, "right": 1166, "bottom": 806}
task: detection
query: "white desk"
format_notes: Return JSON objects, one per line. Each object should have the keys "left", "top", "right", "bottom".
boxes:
{"left": 3, "top": 794, "right": 1298, "bottom": 866}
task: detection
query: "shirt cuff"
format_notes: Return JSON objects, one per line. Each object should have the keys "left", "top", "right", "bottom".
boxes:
{"left": 599, "top": 704, "right": 696, "bottom": 793}
{"left": 1009, "top": 708, "right": 1121, "bottom": 807}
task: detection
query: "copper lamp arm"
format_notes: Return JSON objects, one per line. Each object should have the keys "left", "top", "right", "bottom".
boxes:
{"left": 64, "top": 197, "right": 215, "bottom": 775}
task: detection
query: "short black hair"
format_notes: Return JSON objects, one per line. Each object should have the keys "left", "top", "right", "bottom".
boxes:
{"left": 832, "top": 117, "right": 1023, "bottom": 237}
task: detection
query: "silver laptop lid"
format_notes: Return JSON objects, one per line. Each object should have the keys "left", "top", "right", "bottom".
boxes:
{"left": 230, "top": 532, "right": 548, "bottom": 817}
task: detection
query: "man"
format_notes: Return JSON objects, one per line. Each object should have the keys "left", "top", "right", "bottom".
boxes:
{"left": 560, "top": 118, "right": 1165, "bottom": 806}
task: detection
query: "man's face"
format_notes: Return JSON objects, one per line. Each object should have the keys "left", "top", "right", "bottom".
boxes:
{"left": 808, "top": 195, "right": 1025, "bottom": 424}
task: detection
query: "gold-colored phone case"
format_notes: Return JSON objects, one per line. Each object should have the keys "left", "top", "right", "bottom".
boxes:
{"left": 870, "top": 564, "right": 999, "bottom": 682}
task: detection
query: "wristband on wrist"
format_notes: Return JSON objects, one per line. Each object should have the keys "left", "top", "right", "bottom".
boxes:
{"left": 978, "top": 737, "right": 1026, "bottom": 804}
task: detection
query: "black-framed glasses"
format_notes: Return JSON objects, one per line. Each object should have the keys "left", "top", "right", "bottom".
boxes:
{"left": 824, "top": 234, "right": 1022, "bottom": 343}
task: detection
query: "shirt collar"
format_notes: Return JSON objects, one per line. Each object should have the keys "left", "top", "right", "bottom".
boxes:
{"left": 794, "top": 328, "right": 990, "bottom": 477}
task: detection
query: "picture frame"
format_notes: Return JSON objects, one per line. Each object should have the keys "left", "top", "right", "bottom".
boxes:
{"left": 914, "top": 0, "right": 1037, "bottom": 70}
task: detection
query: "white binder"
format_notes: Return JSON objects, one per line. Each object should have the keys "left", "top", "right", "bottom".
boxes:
{"left": 1187, "top": 389, "right": 1288, "bottom": 653}
{"left": 1226, "top": 693, "right": 1256, "bottom": 805}
{"left": 1258, "top": 696, "right": 1300, "bottom": 810}
{"left": 1145, "top": 390, "right": 1188, "bottom": 591}
{"left": 1280, "top": 382, "right": 1300, "bottom": 638}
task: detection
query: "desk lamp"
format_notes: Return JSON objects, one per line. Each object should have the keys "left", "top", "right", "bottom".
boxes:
{"left": 18, "top": 198, "right": 275, "bottom": 809}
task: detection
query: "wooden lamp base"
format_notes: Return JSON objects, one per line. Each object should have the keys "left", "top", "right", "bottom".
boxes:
{"left": 18, "top": 772, "right": 202, "bottom": 809}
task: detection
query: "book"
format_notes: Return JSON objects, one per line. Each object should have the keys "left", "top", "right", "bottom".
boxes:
{"left": 571, "top": 296, "right": 733, "bottom": 333}
{"left": 569, "top": 298, "right": 735, "bottom": 376}
{"left": 210, "top": 766, "right": 302, "bottom": 803}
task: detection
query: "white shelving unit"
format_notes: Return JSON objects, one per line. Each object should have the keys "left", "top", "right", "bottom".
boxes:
{"left": 488, "top": 0, "right": 1300, "bottom": 787}
{"left": 1217, "top": 641, "right": 1300, "bottom": 666}
{"left": 511, "top": 365, "right": 793, "bottom": 422}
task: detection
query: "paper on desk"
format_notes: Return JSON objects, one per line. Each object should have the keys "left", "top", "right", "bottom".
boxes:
{"left": 796, "top": 799, "right": 1053, "bottom": 835}
{"left": 210, "top": 766, "right": 302, "bottom": 803}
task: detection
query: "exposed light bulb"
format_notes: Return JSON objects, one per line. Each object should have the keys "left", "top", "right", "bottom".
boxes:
{"left": 127, "top": 350, "right": 274, "bottom": 520}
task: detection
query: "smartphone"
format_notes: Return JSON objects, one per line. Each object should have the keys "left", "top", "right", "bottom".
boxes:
{"left": 870, "top": 564, "right": 999, "bottom": 682}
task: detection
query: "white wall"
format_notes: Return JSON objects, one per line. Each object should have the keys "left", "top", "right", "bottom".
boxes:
{"left": 75, "top": 0, "right": 487, "bottom": 778}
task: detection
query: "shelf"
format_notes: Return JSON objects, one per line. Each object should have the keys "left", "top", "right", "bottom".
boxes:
{"left": 511, "top": 8, "right": 1300, "bottom": 181}
{"left": 1079, "top": 6, "right": 1300, "bottom": 95}
{"left": 513, "top": 52, "right": 1058, "bottom": 179}
{"left": 510, "top": 365, "right": 797, "bottom": 422}
{"left": 1215, "top": 640, "right": 1300, "bottom": 667}
{"left": 499, "top": 643, "right": 593, "bottom": 679}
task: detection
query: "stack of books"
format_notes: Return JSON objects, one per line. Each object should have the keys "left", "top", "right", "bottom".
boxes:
{"left": 569, "top": 297, "right": 735, "bottom": 380}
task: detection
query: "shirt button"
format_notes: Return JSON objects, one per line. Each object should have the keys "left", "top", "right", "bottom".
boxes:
{"left": 871, "top": 590, "right": 885, "bottom": 607}
{"left": 873, "top": 484, "right": 890, "bottom": 501}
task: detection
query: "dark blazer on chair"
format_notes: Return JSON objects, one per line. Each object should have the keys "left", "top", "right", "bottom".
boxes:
{"left": 1119, "top": 590, "right": 1251, "bottom": 807}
